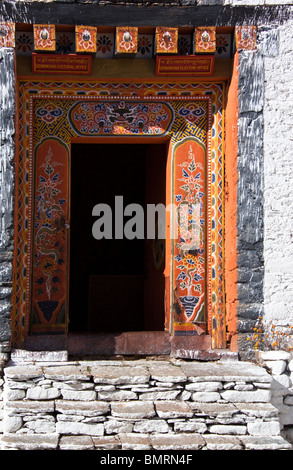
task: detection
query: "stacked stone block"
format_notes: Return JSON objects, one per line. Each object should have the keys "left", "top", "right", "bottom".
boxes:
{"left": 1, "top": 359, "right": 291, "bottom": 450}
{"left": 257, "top": 351, "right": 293, "bottom": 444}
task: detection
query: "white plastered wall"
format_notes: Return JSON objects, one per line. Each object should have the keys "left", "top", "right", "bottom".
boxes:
{"left": 263, "top": 17, "right": 293, "bottom": 328}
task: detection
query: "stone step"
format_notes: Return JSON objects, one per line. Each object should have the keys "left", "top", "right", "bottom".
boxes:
{"left": 1, "top": 432, "right": 291, "bottom": 451}
{"left": 2, "top": 358, "right": 292, "bottom": 450}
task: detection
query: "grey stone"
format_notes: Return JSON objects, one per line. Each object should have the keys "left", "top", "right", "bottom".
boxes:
{"left": 190, "top": 402, "right": 238, "bottom": 418}
{"left": 150, "top": 433, "right": 205, "bottom": 450}
{"left": 173, "top": 421, "right": 207, "bottom": 433}
{"left": 119, "top": 433, "right": 151, "bottom": 450}
{"left": 55, "top": 400, "right": 109, "bottom": 416}
{"left": 61, "top": 389, "right": 96, "bottom": 401}
{"left": 43, "top": 365, "right": 91, "bottom": 381}
{"left": 24, "top": 419, "right": 56, "bottom": 434}
{"left": 240, "top": 436, "right": 292, "bottom": 450}
{"left": 5, "top": 400, "right": 55, "bottom": 414}
{"left": 247, "top": 419, "right": 280, "bottom": 436}
{"left": 186, "top": 381, "right": 222, "bottom": 392}
{"left": 221, "top": 389, "right": 271, "bottom": 403}
{"left": 133, "top": 419, "right": 170, "bottom": 433}
{"left": 139, "top": 390, "right": 181, "bottom": 401}
{"left": 204, "top": 435, "right": 243, "bottom": 450}
{"left": 147, "top": 365, "right": 187, "bottom": 383}
{"left": 111, "top": 402, "right": 155, "bottom": 419}
{"left": 181, "top": 361, "right": 271, "bottom": 383}
{"left": 257, "top": 350, "right": 291, "bottom": 362}
{"left": 26, "top": 386, "right": 61, "bottom": 400}
{"left": 59, "top": 435, "right": 94, "bottom": 450}
{"left": 3, "top": 415, "right": 22, "bottom": 433}
{"left": 191, "top": 392, "right": 221, "bottom": 402}
{"left": 98, "top": 390, "right": 137, "bottom": 401}
{"left": 92, "top": 435, "right": 121, "bottom": 450}
{"left": 209, "top": 424, "right": 247, "bottom": 435}
{"left": 265, "top": 360, "right": 287, "bottom": 375}
{"left": 57, "top": 414, "right": 84, "bottom": 422}
{"left": 234, "top": 403, "right": 279, "bottom": 418}
{"left": 284, "top": 396, "right": 293, "bottom": 405}
{"left": 4, "top": 388, "right": 26, "bottom": 401}
{"left": 55, "top": 381, "right": 94, "bottom": 390}
{"left": 56, "top": 420, "right": 104, "bottom": 436}
{"left": 10, "top": 349, "right": 68, "bottom": 363}
{"left": 4, "top": 365, "right": 43, "bottom": 381}
{"left": 155, "top": 401, "right": 193, "bottom": 419}
{"left": 104, "top": 419, "right": 133, "bottom": 434}
{"left": 91, "top": 366, "right": 149, "bottom": 384}
{"left": 1, "top": 434, "right": 59, "bottom": 450}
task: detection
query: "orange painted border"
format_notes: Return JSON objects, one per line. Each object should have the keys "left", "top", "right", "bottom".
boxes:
{"left": 224, "top": 52, "right": 239, "bottom": 351}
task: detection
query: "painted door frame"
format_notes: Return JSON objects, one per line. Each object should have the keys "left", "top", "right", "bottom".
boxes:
{"left": 12, "top": 79, "right": 225, "bottom": 351}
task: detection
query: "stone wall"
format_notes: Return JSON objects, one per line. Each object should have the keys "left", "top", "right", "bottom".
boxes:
{"left": 1, "top": 358, "right": 292, "bottom": 450}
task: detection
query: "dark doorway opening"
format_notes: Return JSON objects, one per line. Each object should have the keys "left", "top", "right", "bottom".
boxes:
{"left": 69, "top": 143, "right": 167, "bottom": 334}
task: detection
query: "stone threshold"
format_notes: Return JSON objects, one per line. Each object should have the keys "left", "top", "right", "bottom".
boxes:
{"left": 25, "top": 331, "right": 220, "bottom": 358}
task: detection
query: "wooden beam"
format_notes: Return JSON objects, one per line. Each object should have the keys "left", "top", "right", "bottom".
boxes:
{"left": 0, "top": 2, "right": 291, "bottom": 28}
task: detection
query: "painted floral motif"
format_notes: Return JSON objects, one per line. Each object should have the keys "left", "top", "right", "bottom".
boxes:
{"left": 69, "top": 101, "right": 173, "bottom": 136}
{"left": 36, "top": 104, "right": 63, "bottom": 124}
{"left": 215, "top": 34, "right": 232, "bottom": 58}
{"left": 56, "top": 33, "right": 75, "bottom": 54}
{"left": 96, "top": 34, "right": 114, "bottom": 57}
{"left": 34, "top": 146, "right": 66, "bottom": 301}
{"left": 137, "top": 35, "right": 153, "bottom": 58}
{"left": 178, "top": 35, "right": 191, "bottom": 56}
{"left": 16, "top": 32, "right": 33, "bottom": 55}
{"left": 32, "top": 138, "right": 69, "bottom": 327}
{"left": 174, "top": 141, "right": 205, "bottom": 323}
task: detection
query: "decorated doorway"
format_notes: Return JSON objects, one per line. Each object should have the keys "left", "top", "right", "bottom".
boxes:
{"left": 69, "top": 142, "right": 167, "bottom": 334}
{"left": 12, "top": 80, "right": 225, "bottom": 351}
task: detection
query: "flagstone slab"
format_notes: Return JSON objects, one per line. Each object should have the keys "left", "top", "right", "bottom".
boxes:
{"left": 90, "top": 365, "right": 150, "bottom": 384}
{"left": 180, "top": 361, "right": 272, "bottom": 383}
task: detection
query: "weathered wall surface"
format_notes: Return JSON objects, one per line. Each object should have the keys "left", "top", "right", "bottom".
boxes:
{"left": 263, "top": 18, "right": 293, "bottom": 331}
{"left": 0, "top": 48, "right": 15, "bottom": 346}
